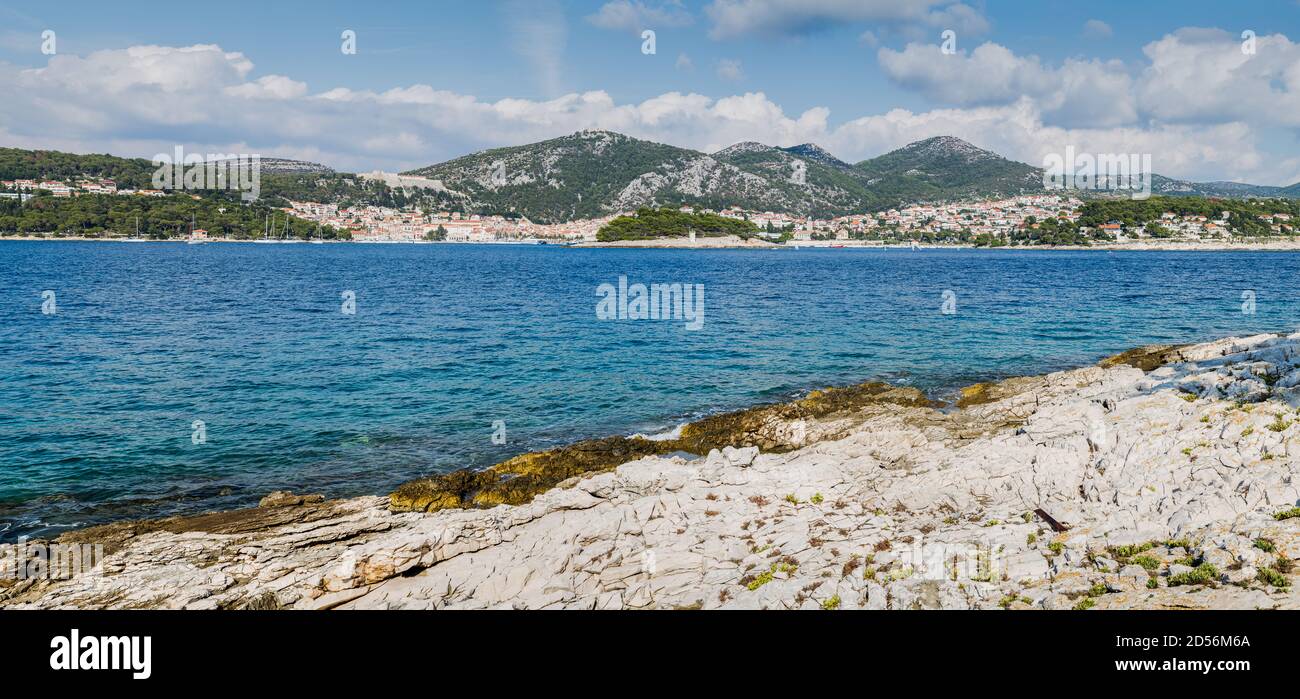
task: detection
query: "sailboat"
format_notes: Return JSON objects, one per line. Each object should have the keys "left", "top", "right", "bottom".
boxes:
{"left": 186, "top": 213, "right": 207, "bottom": 244}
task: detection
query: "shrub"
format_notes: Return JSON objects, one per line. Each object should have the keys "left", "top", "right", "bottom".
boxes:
{"left": 1168, "top": 563, "right": 1219, "bottom": 587}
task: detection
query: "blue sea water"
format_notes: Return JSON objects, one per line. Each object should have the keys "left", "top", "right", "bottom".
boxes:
{"left": 0, "top": 241, "right": 1293, "bottom": 540}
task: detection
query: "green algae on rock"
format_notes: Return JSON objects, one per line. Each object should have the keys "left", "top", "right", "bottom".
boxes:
{"left": 54, "top": 491, "right": 337, "bottom": 555}
{"left": 675, "top": 382, "right": 933, "bottom": 454}
{"left": 389, "top": 381, "right": 935, "bottom": 514}
{"left": 955, "top": 376, "right": 1045, "bottom": 409}
{"left": 389, "top": 436, "right": 673, "bottom": 513}
{"left": 1097, "top": 344, "right": 1190, "bottom": 372}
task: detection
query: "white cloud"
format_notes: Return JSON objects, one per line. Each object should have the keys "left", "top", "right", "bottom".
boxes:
{"left": 825, "top": 99, "right": 1291, "bottom": 185}
{"left": 924, "top": 3, "right": 990, "bottom": 36}
{"left": 1, "top": 41, "right": 1297, "bottom": 185}
{"left": 878, "top": 41, "right": 1136, "bottom": 128}
{"left": 704, "top": 0, "right": 988, "bottom": 39}
{"left": 587, "top": 1, "right": 693, "bottom": 33}
{"left": 1135, "top": 28, "right": 1300, "bottom": 128}
{"left": 223, "top": 75, "right": 308, "bottom": 100}
{"left": 1083, "top": 19, "right": 1113, "bottom": 39}
{"left": 880, "top": 29, "right": 1300, "bottom": 134}
{"left": 716, "top": 58, "right": 744, "bottom": 81}
{"left": 675, "top": 52, "right": 694, "bottom": 70}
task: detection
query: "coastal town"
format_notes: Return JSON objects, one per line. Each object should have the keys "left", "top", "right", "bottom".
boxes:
{"left": 283, "top": 192, "right": 1295, "bottom": 245}
{"left": 5, "top": 172, "right": 1298, "bottom": 245}
{"left": 0, "top": 177, "right": 169, "bottom": 200}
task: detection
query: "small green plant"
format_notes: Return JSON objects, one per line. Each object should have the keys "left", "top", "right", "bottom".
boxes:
{"left": 821, "top": 595, "right": 841, "bottom": 610}
{"left": 810, "top": 493, "right": 824, "bottom": 505}
{"left": 1165, "top": 539, "right": 1192, "bottom": 550}
{"left": 1274, "top": 507, "right": 1300, "bottom": 521}
{"left": 943, "top": 516, "right": 957, "bottom": 525}
{"left": 1268, "top": 414, "right": 1292, "bottom": 432}
{"left": 1147, "top": 577, "right": 1159, "bottom": 589}
{"left": 1022, "top": 512, "right": 1033, "bottom": 523}
{"left": 1073, "top": 597, "right": 1096, "bottom": 610}
{"left": 1257, "top": 566, "right": 1288, "bottom": 588}
{"left": 1180, "top": 393, "right": 1197, "bottom": 403}
{"left": 1110, "top": 541, "right": 1155, "bottom": 559}
{"left": 1047, "top": 541, "right": 1064, "bottom": 555}
{"left": 1026, "top": 532, "right": 1037, "bottom": 546}
{"left": 1168, "top": 563, "right": 1219, "bottom": 587}
{"left": 743, "top": 559, "right": 798, "bottom": 591}
{"left": 1131, "top": 555, "right": 1161, "bottom": 571}
{"left": 883, "top": 565, "right": 915, "bottom": 582}
{"left": 1087, "top": 583, "right": 1108, "bottom": 597}
{"left": 784, "top": 494, "right": 800, "bottom": 505}
{"left": 1199, "top": 415, "right": 1210, "bottom": 423}
{"left": 743, "top": 569, "right": 774, "bottom": 591}
{"left": 1254, "top": 538, "right": 1277, "bottom": 553}
{"left": 984, "top": 519, "right": 1000, "bottom": 527}
{"left": 1241, "top": 426, "right": 1255, "bottom": 437}
{"left": 1181, "top": 447, "right": 1193, "bottom": 456}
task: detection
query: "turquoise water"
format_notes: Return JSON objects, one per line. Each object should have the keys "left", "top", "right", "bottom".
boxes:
{"left": 0, "top": 241, "right": 1293, "bottom": 539}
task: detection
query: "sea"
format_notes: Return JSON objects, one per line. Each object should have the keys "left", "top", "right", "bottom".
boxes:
{"left": 0, "top": 241, "right": 1293, "bottom": 540}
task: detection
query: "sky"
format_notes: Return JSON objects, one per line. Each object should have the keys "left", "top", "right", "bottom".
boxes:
{"left": 1, "top": 0, "right": 1299, "bottom": 184}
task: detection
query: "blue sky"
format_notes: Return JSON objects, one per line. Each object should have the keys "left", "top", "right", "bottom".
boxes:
{"left": 1, "top": 1, "right": 1298, "bottom": 183}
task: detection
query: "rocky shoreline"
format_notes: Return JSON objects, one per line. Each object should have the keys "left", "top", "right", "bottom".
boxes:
{"left": 4, "top": 333, "right": 1300, "bottom": 609}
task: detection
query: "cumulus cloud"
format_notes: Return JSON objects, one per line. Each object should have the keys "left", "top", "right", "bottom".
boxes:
{"left": 878, "top": 42, "right": 1135, "bottom": 127}
{"left": 587, "top": 0, "right": 693, "bottom": 33}
{"left": 879, "top": 28, "right": 1300, "bottom": 136}
{"left": 1135, "top": 28, "right": 1300, "bottom": 128}
{"left": 2, "top": 41, "right": 1298, "bottom": 185}
{"left": 825, "top": 99, "right": 1290, "bottom": 185}
{"left": 223, "top": 75, "right": 308, "bottom": 100}
{"left": 704, "top": 0, "right": 988, "bottom": 40}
